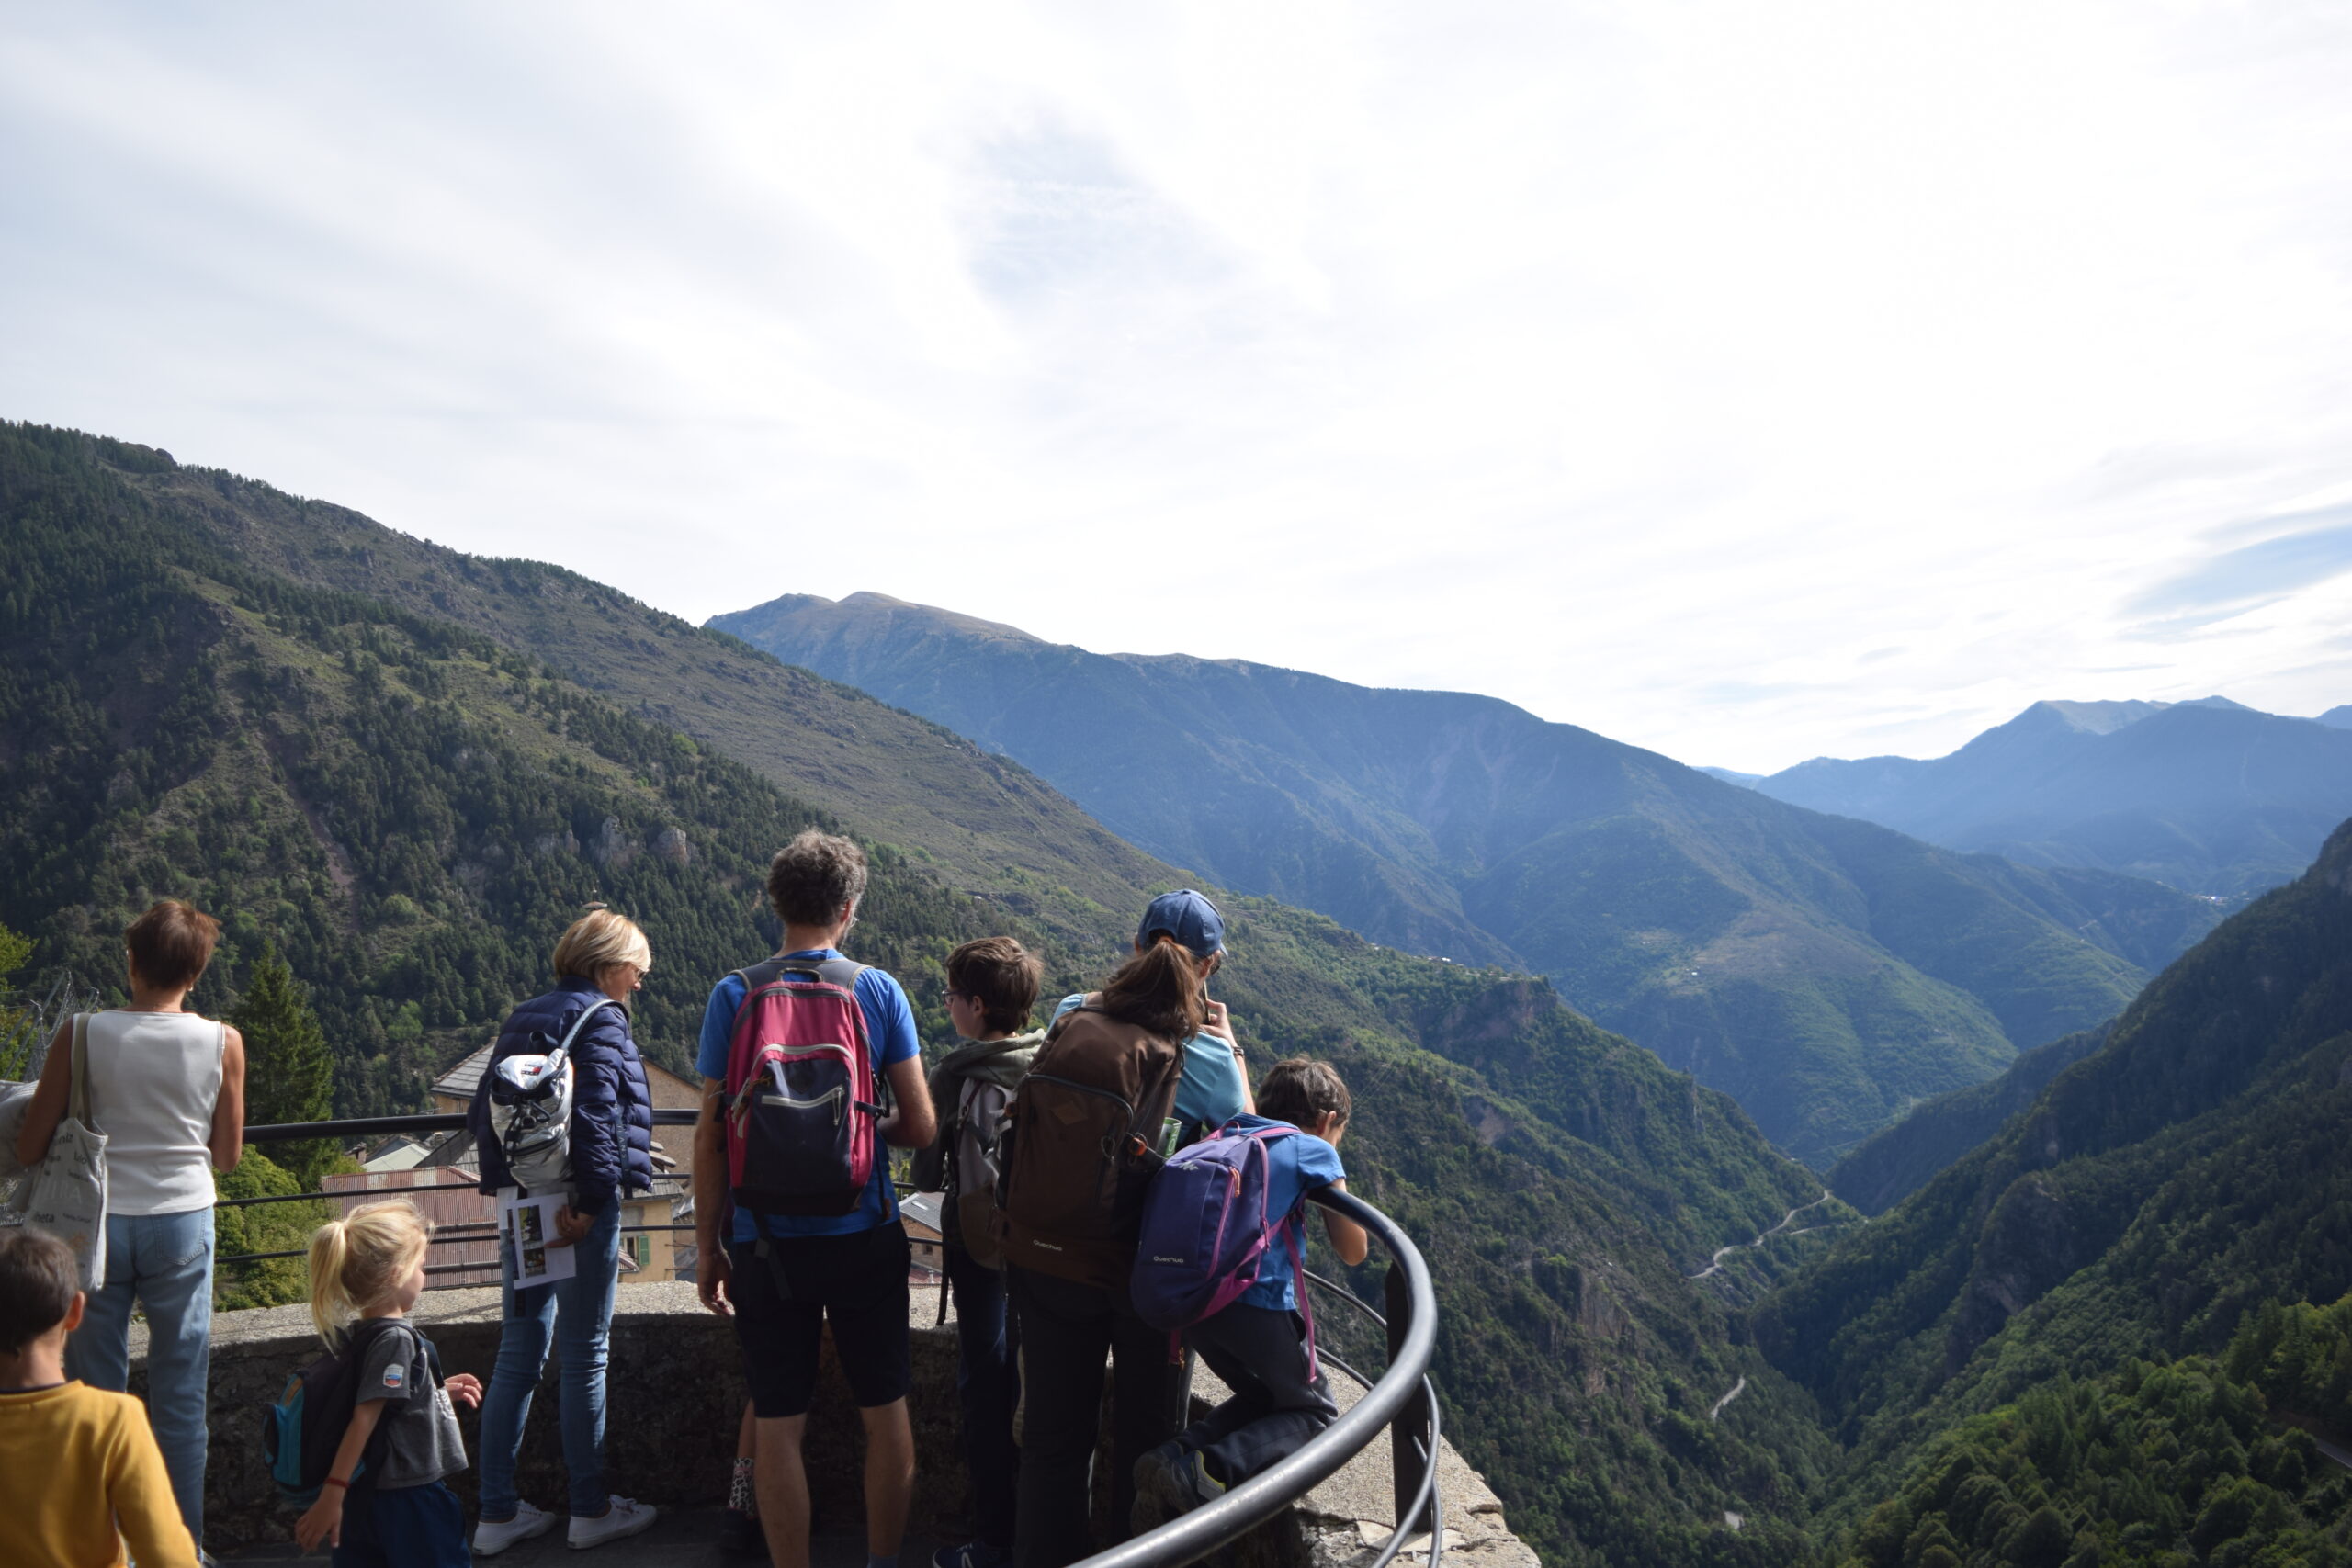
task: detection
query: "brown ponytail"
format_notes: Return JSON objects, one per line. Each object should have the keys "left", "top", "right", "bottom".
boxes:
{"left": 1097, "top": 934, "right": 1209, "bottom": 1043}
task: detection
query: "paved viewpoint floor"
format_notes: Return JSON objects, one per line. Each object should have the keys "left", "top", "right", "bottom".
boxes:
{"left": 220, "top": 1509, "right": 939, "bottom": 1566}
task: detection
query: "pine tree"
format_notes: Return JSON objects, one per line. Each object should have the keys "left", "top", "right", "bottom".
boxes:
{"left": 229, "top": 942, "right": 334, "bottom": 1182}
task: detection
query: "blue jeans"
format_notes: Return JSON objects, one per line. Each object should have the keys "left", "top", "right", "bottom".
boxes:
{"left": 944, "top": 1239, "right": 1020, "bottom": 1550}
{"left": 476, "top": 1201, "right": 622, "bottom": 1519}
{"left": 67, "top": 1208, "right": 215, "bottom": 1547}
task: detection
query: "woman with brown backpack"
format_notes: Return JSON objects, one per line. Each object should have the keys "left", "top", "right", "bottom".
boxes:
{"left": 997, "top": 890, "right": 1253, "bottom": 1567}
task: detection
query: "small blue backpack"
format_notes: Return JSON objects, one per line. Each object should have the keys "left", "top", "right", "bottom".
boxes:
{"left": 1130, "top": 1123, "right": 1318, "bottom": 1371}
{"left": 261, "top": 1317, "right": 415, "bottom": 1505}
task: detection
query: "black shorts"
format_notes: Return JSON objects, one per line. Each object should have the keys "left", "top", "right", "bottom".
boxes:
{"left": 728, "top": 1220, "right": 912, "bottom": 1417}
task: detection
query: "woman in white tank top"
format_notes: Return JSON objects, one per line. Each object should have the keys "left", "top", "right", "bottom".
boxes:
{"left": 15, "top": 900, "right": 247, "bottom": 1554}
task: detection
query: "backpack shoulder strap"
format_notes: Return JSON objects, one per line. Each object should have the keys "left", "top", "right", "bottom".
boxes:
{"left": 546, "top": 997, "right": 617, "bottom": 1073}
{"left": 814, "top": 956, "right": 866, "bottom": 990}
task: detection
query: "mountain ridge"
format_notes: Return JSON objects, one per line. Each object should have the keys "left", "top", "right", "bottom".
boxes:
{"left": 1752, "top": 696, "right": 2352, "bottom": 898}
{"left": 1748, "top": 812, "right": 2352, "bottom": 1529}
{"left": 710, "top": 590, "right": 2223, "bottom": 1167}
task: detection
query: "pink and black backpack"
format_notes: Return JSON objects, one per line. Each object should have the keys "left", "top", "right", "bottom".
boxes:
{"left": 723, "top": 955, "right": 882, "bottom": 1218}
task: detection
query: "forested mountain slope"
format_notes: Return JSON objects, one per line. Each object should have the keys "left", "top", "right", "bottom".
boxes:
{"left": 708, "top": 591, "right": 2222, "bottom": 1167}
{"left": 1749, "top": 815, "right": 2352, "bottom": 1531}
{"left": 1753, "top": 697, "right": 2352, "bottom": 900}
{"left": 1826, "top": 1025, "right": 2112, "bottom": 1216}
{"left": 0, "top": 422, "right": 1845, "bottom": 1566}
{"left": 1829, "top": 1300, "right": 2352, "bottom": 1567}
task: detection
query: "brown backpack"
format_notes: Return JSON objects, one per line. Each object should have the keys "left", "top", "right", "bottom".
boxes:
{"left": 997, "top": 998, "right": 1186, "bottom": 1287}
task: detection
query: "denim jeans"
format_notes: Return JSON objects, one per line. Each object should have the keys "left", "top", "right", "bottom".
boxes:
{"left": 944, "top": 1238, "right": 1020, "bottom": 1549}
{"left": 476, "top": 1201, "right": 622, "bottom": 1519}
{"left": 67, "top": 1207, "right": 215, "bottom": 1547}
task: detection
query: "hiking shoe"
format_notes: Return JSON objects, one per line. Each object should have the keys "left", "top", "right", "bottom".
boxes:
{"left": 569, "top": 1496, "right": 658, "bottom": 1550}
{"left": 1133, "top": 1441, "right": 1223, "bottom": 1533}
{"left": 474, "top": 1500, "right": 560, "bottom": 1555}
{"left": 933, "top": 1542, "right": 1014, "bottom": 1568}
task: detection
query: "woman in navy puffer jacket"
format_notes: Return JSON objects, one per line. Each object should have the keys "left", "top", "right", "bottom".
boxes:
{"left": 467, "top": 908, "right": 662, "bottom": 1553}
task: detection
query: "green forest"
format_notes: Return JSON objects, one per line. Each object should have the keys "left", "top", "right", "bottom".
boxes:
{"left": 1834, "top": 1296, "right": 2352, "bottom": 1566}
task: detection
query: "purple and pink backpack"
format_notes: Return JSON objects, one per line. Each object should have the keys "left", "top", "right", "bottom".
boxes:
{"left": 1131, "top": 1123, "right": 1318, "bottom": 1371}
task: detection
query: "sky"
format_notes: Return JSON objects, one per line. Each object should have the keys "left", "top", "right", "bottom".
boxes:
{"left": 6, "top": 4, "right": 2352, "bottom": 773}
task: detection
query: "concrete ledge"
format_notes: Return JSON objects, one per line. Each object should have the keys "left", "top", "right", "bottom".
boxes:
{"left": 136, "top": 1280, "right": 1534, "bottom": 1565}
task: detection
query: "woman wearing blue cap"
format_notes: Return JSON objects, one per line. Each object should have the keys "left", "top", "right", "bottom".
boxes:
{"left": 1048, "top": 889, "right": 1252, "bottom": 1143}
{"left": 1007, "top": 889, "right": 1253, "bottom": 1568}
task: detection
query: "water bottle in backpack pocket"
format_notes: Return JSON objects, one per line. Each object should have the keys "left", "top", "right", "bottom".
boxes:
{"left": 724, "top": 956, "right": 882, "bottom": 1218}
{"left": 486, "top": 999, "right": 616, "bottom": 1196}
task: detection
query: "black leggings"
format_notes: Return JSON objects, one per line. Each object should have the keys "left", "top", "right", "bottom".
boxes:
{"left": 1009, "top": 1266, "right": 1189, "bottom": 1568}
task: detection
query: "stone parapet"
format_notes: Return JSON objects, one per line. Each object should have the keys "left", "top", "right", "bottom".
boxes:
{"left": 135, "top": 1279, "right": 1535, "bottom": 1565}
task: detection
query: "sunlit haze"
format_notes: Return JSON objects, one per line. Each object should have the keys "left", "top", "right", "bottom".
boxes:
{"left": 6, "top": 3, "right": 2351, "bottom": 772}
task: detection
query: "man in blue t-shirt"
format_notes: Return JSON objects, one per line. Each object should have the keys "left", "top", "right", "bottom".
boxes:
{"left": 692, "top": 830, "right": 936, "bottom": 1568}
{"left": 1131, "top": 1059, "right": 1370, "bottom": 1530}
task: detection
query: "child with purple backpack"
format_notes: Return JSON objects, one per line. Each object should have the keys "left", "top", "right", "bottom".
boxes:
{"left": 1128, "top": 1059, "right": 1369, "bottom": 1529}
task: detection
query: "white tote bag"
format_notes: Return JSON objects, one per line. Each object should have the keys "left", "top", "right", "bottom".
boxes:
{"left": 12, "top": 1014, "right": 110, "bottom": 1289}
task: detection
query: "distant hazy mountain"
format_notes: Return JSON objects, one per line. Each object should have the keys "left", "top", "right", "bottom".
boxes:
{"left": 1751, "top": 697, "right": 2352, "bottom": 897}
{"left": 710, "top": 592, "right": 2222, "bottom": 1168}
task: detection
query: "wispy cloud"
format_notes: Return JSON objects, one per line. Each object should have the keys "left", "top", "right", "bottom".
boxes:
{"left": 2127, "top": 506, "right": 2352, "bottom": 615}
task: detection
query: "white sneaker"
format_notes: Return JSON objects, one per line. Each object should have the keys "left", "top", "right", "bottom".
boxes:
{"left": 474, "top": 1499, "right": 560, "bottom": 1555}
{"left": 569, "top": 1496, "right": 659, "bottom": 1551}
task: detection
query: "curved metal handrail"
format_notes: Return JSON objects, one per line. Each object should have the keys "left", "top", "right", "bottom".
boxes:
{"left": 1072, "top": 1186, "right": 1441, "bottom": 1568}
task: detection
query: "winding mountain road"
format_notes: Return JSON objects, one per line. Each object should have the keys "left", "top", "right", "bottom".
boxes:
{"left": 1689, "top": 1190, "right": 1836, "bottom": 1280}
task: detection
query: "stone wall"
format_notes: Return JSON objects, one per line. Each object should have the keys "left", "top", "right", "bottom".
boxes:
{"left": 137, "top": 1279, "right": 1536, "bottom": 1565}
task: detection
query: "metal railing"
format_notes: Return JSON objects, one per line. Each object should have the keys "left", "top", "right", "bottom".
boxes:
{"left": 234, "top": 1114, "right": 1444, "bottom": 1568}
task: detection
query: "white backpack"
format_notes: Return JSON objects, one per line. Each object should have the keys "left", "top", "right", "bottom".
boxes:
{"left": 487, "top": 1000, "right": 615, "bottom": 1196}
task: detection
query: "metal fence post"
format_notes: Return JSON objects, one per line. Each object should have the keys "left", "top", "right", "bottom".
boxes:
{"left": 1385, "top": 1261, "right": 1430, "bottom": 1529}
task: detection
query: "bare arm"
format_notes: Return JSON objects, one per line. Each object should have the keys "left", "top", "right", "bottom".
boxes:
{"left": 1319, "top": 1179, "right": 1371, "bottom": 1267}
{"left": 13, "top": 1022, "right": 74, "bottom": 1170}
{"left": 693, "top": 1078, "right": 732, "bottom": 1314}
{"left": 879, "top": 1055, "right": 935, "bottom": 1150}
{"left": 209, "top": 1028, "right": 246, "bottom": 1172}
{"left": 1198, "top": 1003, "right": 1256, "bottom": 1115}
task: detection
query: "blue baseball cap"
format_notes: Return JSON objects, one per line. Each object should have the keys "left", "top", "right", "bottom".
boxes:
{"left": 1137, "top": 889, "right": 1224, "bottom": 958}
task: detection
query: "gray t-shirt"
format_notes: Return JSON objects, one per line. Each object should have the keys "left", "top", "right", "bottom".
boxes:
{"left": 354, "top": 1320, "right": 467, "bottom": 1489}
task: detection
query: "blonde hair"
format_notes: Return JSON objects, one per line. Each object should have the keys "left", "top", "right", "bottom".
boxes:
{"left": 307, "top": 1200, "right": 431, "bottom": 1347}
{"left": 551, "top": 908, "right": 652, "bottom": 981}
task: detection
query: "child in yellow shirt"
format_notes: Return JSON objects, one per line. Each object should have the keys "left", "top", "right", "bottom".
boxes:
{"left": 0, "top": 1226, "right": 200, "bottom": 1568}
